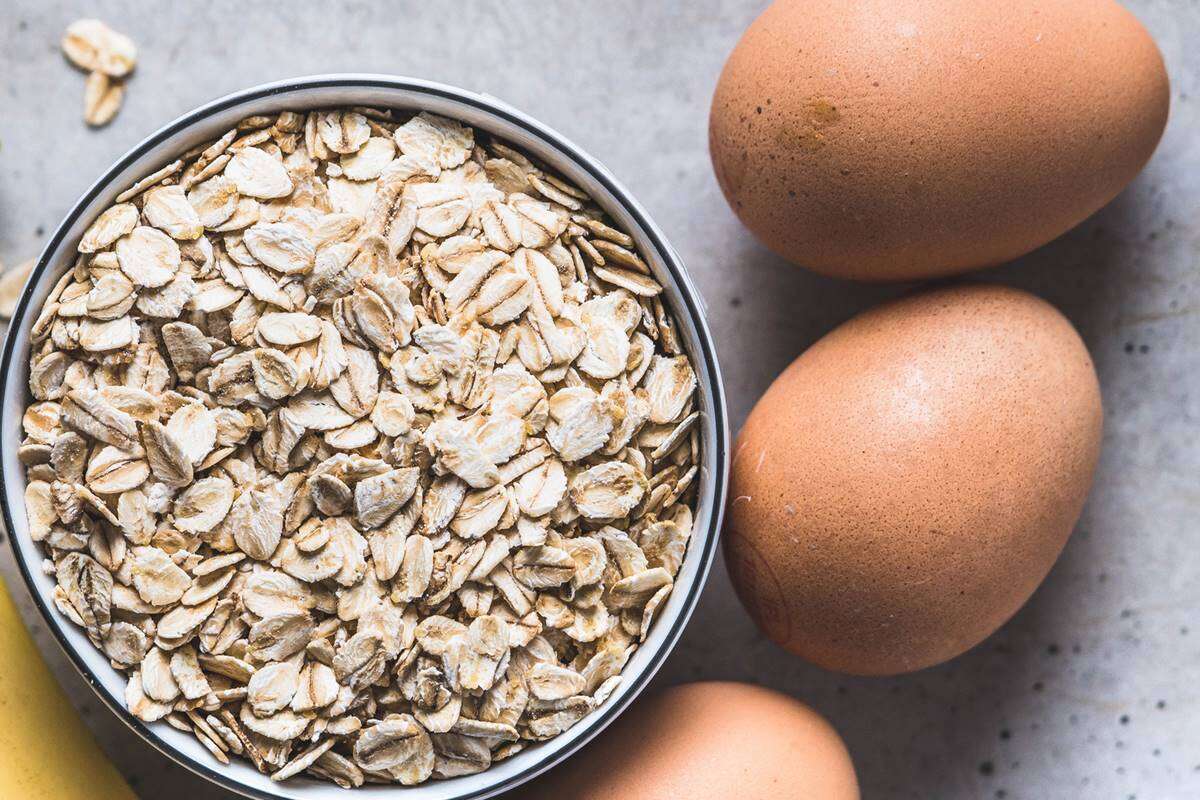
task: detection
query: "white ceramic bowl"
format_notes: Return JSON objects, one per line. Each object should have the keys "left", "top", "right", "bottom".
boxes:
{"left": 0, "top": 75, "right": 729, "bottom": 800}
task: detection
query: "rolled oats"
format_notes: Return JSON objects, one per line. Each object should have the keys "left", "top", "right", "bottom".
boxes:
{"left": 0, "top": 257, "right": 35, "bottom": 320}
{"left": 83, "top": 71, "right": 125, "bottom": 128}
{"left": 20, "top": 106, "right": 701, "bottom": 786}
{"left": 62, "top": 19, "right": 136, "bottom": 127}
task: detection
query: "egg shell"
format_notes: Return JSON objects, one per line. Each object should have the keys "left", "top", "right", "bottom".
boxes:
{"left": 710, "top": 0, "right": 1170, "bottom": 281}
{"left": 524, "top": 681, "right": 859, "bottom": 800}
{"left": 725, "top": 284, "right": 1102, "bottom": 675}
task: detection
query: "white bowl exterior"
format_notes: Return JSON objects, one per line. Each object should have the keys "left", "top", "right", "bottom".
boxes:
{"left": 0, "top": 75, "right": 728, "bottom": 800}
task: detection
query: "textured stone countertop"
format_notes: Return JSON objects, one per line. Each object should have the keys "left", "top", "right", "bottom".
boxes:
{"left": 1, "top": 2, "right": 1196, "bottom": 798}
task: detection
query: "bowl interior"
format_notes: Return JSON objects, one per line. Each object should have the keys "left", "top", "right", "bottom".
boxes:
{"left": 0, "top": 75, "right": 728, "bottom": 800}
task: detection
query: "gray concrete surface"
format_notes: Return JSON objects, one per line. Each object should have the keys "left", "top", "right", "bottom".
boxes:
{"left": 1, "top": 2, "right": 1197, "bottom": 798}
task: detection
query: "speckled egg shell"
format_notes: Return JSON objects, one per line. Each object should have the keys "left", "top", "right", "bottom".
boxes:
{"left": 709, "top": 0, "right": 1170, "bottom": 281}
{"left": 524, "top": 681, "right": 860, "bottom": 800}
{"left": 725, "top": 284, "right": 1102, "bottom": 675}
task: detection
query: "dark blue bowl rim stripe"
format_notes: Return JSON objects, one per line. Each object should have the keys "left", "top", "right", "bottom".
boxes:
{"left": 0, "top": 75, "right": 728, "bottom": 800}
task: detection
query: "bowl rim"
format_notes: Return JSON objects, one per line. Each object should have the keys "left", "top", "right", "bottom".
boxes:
{"left": 0, "top": 73, "right": 728, "bottom": 799}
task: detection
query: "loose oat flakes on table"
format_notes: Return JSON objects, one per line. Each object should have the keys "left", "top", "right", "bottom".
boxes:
{"left": 61, "top": 19, "right": 137, "bottom": 128}
{"left": 19, "top": 106, "right": 702, "bottom": 786}
{"left": 0, "top": 257, "right": 36, "bottom": 320}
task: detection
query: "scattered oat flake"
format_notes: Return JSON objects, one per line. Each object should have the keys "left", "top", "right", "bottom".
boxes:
{"left": 0, "top": 258, "right": 34, "bottom": 319}
{"left": 83, "top": 70, "right": 124, "bottom": 127}
{"left": 62, "top": 19, "right": 137, "bottom": 77}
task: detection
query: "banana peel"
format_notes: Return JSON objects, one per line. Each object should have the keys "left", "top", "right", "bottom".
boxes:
{"left": 0, "top": 575, "right": 137, "bottom": 799}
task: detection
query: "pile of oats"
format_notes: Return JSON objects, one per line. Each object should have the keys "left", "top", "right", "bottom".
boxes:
{"left": 61, "top": 19, "right": 137, "bottom": 127}
{"left": 18, "top": 107, "right": 701, "bottom": 785}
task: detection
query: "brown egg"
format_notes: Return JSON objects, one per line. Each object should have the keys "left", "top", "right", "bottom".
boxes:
{"left": 710, "top": 0, "right": 1169, "bottom": 281}
{"left": 725, "top": 284, "right": 1102, "bottom": 675}
{"left": 524, "top": 681, "right": 859, "bottom": 800}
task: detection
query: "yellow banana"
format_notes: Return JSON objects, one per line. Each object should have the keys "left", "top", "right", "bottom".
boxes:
{"left": 0, "top": 575, "right": 137, "bottom": 799}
